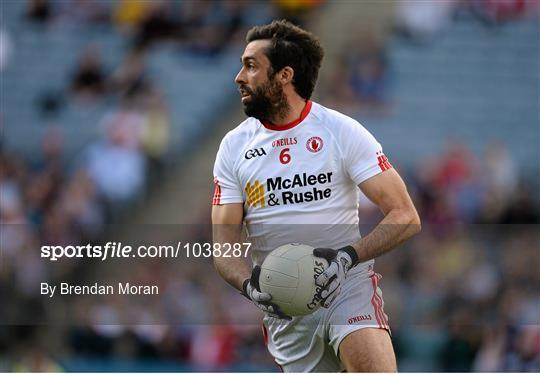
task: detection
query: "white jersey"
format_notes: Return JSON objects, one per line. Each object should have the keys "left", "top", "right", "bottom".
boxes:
{"left": 212, "top": 101, "right": 392, "bottom": 269}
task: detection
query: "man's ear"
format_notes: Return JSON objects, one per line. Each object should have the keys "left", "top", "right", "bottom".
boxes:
{"left": 278, "top": 66, "right": 294, "bottom": 85}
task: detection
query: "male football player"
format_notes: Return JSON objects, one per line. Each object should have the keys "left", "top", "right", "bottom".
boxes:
{"left": 212, "top": 20, "right": 420, "bottom": 372}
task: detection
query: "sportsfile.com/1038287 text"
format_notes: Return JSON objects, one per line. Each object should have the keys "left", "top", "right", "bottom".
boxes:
{"left": 40, "top": 242, "right": 252, "bottom": 261}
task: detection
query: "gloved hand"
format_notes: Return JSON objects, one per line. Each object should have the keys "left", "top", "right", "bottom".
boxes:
{"left": 313, "top": 246, "right": 359, "bottom": 308}
{"left": 241, "top": 265, "right": 292, "bottom": 320}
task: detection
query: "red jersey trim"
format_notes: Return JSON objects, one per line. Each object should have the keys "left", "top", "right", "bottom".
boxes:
{"left": 212, "top": 177, "right": 221, "bottom": 205}
{"left": 262, "top": 100, "right": 312, "bottom": 131}
{"left": 377, "top": 152, "right": 392, "bottom": 172}
{"left": 370, "top": 274, "right": 384, "bottom": 329}
{"left": 262, "top": 323, "right": 284, "bottom": 373}
{"left": 370, "top": 273, "right": 389, "bottom": 330}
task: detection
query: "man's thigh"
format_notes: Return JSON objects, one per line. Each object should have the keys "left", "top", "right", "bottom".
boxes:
{"left": 339, "top": 328, "right": 397, "bottom": 372}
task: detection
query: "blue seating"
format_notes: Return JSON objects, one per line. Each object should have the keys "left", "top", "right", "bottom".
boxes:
{"left": 1, "top": 3, "right": 250, "bottom": 160}
{"left": 368, "top": 19, "right": 539, "bottom": 171}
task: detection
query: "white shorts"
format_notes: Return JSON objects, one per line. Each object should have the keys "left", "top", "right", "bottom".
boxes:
{"left": 262, "top": 270, "right": 390, "bottom": 372}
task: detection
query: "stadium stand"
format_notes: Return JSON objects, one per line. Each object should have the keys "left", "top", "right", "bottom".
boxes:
{"left": 327, "top": 14, "right": 539, "bottom": 175}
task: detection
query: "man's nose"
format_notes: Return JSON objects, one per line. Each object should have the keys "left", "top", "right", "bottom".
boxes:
{"left": 235, "top": 67, "right": 246, "bottom": 85}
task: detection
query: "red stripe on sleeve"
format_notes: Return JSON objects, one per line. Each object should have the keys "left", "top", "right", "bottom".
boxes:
{"left": 377, "top": 154, "right": 393, "bottom": 172}
{"left": 212, "top": 178, "right": 221, "bottom": 205}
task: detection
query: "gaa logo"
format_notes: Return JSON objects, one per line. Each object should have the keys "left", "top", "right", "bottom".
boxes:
{"left": 306, "top": 137, "right": 323, "bottom": 153}
{"left": 245, "top": 148, "right": 267, "bottom": 159}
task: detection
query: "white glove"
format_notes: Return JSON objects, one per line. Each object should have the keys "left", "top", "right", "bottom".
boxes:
{"left": 241, "top": 265, "right": 292, "bottom": 320}
{"left": 313, "top": 246, "right": 359, "bottom": 308}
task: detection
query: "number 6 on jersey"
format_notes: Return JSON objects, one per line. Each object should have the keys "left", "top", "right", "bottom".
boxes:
{"left": 279, "top": 148, "right": 291, "bottom": 164}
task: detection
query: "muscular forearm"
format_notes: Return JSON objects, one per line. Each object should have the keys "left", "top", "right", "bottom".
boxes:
{"left": 212, "top": 223, "right": 251, "bottom": 291}
{"left": 352, "top": 207, "right": 421, "bottom": 263}
{"left": 213, "top": 256, "right": 251, "bottom": 291}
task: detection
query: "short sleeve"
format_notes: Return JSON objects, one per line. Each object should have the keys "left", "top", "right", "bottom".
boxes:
{"left": 342, "top": 121, "right": 392, "bottom": 185}
{"left": 212, "top": 137, "right": 244, "bottom": 205}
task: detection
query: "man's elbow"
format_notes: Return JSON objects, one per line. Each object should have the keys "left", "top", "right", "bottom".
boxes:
{"left": 408, "top": 208, "right": 421, "bottom": 235}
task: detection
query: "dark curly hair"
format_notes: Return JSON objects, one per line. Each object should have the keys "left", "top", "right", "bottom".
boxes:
{"left": 246, "top": 20, "right": 324, "bottom": 100}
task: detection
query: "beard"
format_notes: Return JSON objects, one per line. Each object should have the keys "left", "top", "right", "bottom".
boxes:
{"left": 240, "top": 77, "right": 290, "bottom": 123}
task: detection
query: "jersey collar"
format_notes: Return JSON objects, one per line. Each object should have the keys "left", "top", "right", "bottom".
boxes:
{"left": 262, "top": 100, "right": 312, "bottom": 131}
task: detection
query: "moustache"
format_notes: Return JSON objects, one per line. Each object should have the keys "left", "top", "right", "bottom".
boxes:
{"left": 238, "top": 86, "right": 253, "bottom": 96}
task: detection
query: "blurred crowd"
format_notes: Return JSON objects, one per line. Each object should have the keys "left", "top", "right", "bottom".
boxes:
{"left": 1, "top": 0, "right": 539, "bottom": 372}
{"left": 359, "top": 140, "right": 539, "bottom": 371}
{"left": 322, "top": 0, "right": 540, "bottom": 116}
{"left": 2, "top": 130, "right": 538, "bottom": 371}
{"left": 379, "top": 223, "right": 540, "bottom": 372}
{"left": 1, "top": 0, "right": 272, "bottom": 370}
{"left": 25, "top": 0, "right": 251, "bottom": 54}
{"left": 358, "top": 141, "right": 539, "bottom": 226}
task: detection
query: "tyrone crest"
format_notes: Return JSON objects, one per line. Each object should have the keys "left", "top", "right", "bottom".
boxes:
{"left": 306, "top": 136, "right": 323, "bottom": 153}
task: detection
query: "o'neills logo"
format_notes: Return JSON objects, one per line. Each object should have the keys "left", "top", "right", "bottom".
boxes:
{"left": 348, "top": 315, "right": 373, "bottom": 324}
{"left": 306, "top": 136, "right": 323, "bottom": 153}
{"left": 272, "top": 137, "right": 297, "bottom": 148}
{"left": 307, "top": 259, "right": 327, "bottom": 310}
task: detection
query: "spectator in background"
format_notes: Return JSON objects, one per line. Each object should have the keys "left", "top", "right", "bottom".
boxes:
{"left": 477, "top": 142, "right": 518, "bottom": 222}
{"left": 473, "top": 327, "right": 506, "bottom": 371}
{"left": 83, "top": 99, "right": 146, "bottom": 204}
{"left": 482, "top": 142, "right": 518, "bottom": 199}
{"left": 474, "top": 324, "right": 540, "bottom": 371}
{"left": 114, "top": 1, "right": 256, "bottom": 57}
{"left": 34, "top": 126, "right": 64, "bottom": 176}
{"left": 113, "top": 0, "right": 152, "bottom": 33}
{"left": 500, "top": 325, "right": 540, "bottom": 371}
{"left": 396, "top": 0, "right": 457, "bottom": 42}
{"left": 0, "top": 154, "right": 38, "bottom": 301}
{"left": 0, "top": 154, "right": 27, "bottom": 227}
{"left": 273, "top": 0, "right": 324, "bottom": 27}
{"left": 26, "top": 0, "right": 52, "bottom": 24}
{"left": 323, "top": 35, "right": 391, "bottom": 116}
{"left": 439, "top": 308, "right": 482, "bottom": 371}
{"left": 70, "top": 45, "right": 107, "bottom": 102}
{"left": 497, "top": 183, "right": 540, "bottom": 223}
{"left": 178, "top": 0, "right": 214, "bottom": 31}
{"left": 59, "top": 168, "right": 104, "bottom": 229}
{"left": 186, "top": 0, "right": 249, "bottom": 56}
{"left": 321, "top": 57, "right": 354, "bottom": 110}
{"left": 436, "top": 142, "right": 483, "bottom": 223}
{"left": 24, "top": 170, "right": 54, "bottom": 225}
{"left": 436, "top": 141, "right": 475, "bottom": 190}
{"left": 108, "top": 46, "right": 147, "bottom": 97}
{"left": 0, "top": 179, "right": 26, "bottom": 226}
{"left": 98, "top": 97, "right": 144, "bottom": 149}
{"left": 133, "top": 0, "right": 179, "bottom": 49}
{"left": 347, "top": 36, "right": 391, "bottom": 111}
{"left": 11, "top": 347, "right": 62, "bottom": 372}
{"left": 56, "top": 0, "right": 110, "bottom": 26}
{"left": 189, "top": 326, "right": 237, "bottom": 370}
{"left": 470, "top": 0, "right": 531, "bottom": 25}
{"left": 139, "top": 86, "right": 170, "bottom": 183}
